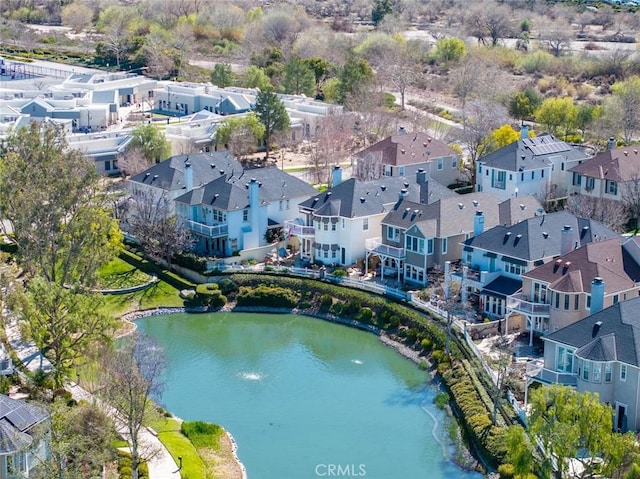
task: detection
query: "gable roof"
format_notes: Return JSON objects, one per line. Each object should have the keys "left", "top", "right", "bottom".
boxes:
{"left": 463, "top": 210, "right": 619, "bottom": 261}
{"left": 544, "top": 296, "right": 640, "bottom": 367}
{"left": 129, "top": 152, "right": 243, "bottom": 191}
{"left": 478, "top": 134, "right": 586, "bottom": 172}
{"left": 523, "top": 238, "right": 640, "bottom": 294}
{"left": 353, "top": 131, "right": 457, "bottom": 166}
{"left": 569, "top": 147, "right": 640, "bottom": 182}
{"left": 298, "top": 176, "right": 457, "bottom": 219}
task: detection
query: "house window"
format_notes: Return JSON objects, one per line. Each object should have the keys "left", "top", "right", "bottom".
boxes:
{"left": 388, "top": 226, "right": 400, "bottom": 241}
{"left": 564, "top": 294, "right": 570, "bottom": 311}
{"left": 479, "top": 165, "right": 482, "bottom": 174}
{"left": 452, "top": 158, "right": 457, "bottom": 169}
{"left": 621, "top": 364, "right": 627, "bottom": 381}
{"left": 486, "top": 169, "right": 489, "bottom": 176}
{"left": 557, "top": 346, "right": 574, "bottom": 373}
{"left": 606, "top": 180, "right": 618, "bottom": 195}
{"left": 332, "top": 250, "right": 337, "bottom": 258}
{"left": 406, "top": 236, "right": 425, "bottom": 254}
{"left": 593, "top": 362, "right": 601, "bottom": 382}
{"left": 586, "top": 177, "right": 595, "bottom": 190}
{"left": 437, "top": 158, "right": 444, "bottom": 170}
{"left": 605, "top": 363, "right": 612, "bottom": 382}
{"left": 492, "top": 170, "right": 506, "bottom": 189}
{"left": 384, "top": 165, "right": 392, "bottom": 176}
{"left": 574, "top": 294, "right": 579, "bottom": 310}
{"left": 363, "top": 218, "right": 369, "bottom": 231}
{"left": 323, "top": 223, "right": 328, "bottom": 231}
{"left": 442, "top": 238, "right": 448, "bottom": 254}
{"left": 398, "top": 166, "right": 405, "bottom": 176}
{"left": 105, "top": 160, "right": 111, "bottom": 171}
{"left": 555, "top": 291, "right": 560, "bottom": 309}
{"left": 573, "top": 173, "right": 582, "bottom": 186}
{"left": 534, "top": 282, "right": 548, "bottom": 303}
{"left": 507, "top": 262, "right": 523, "bottom": 275}
{"left": 427, "top": 239, "right": 434, "bottom": 255}
{"left": 509, "top": 173, "right": 512, "bottom": 181}
{"left": 243, "top": 209, "right": 248, "bottom": 222}
{"left": 286, "top": 199, "right": 290, "bottom": 209}
{"left": 587, "top": 295, "right": 591, "bottom": 309}
{"left": 405, "top": 265, "right": 425, "bottom": 283}
{"left": 531, "top": 171, "right": 535, "bottom": 180}
{"left": 541, "top": 169, "right": 544, "bottom": 178}
{"left": 561, "top": 163, "right": 565, "bottom": 171}
{"left": 212, "top": 209, "right": 226, "bottom": 222}
{"left": 521, "top": 172, "right": 524, "bottom": 182}
{"left": 332, "top": 222, "right": 336, "bottom": 231}
{"left": 342, "top": 219, "right": 345, "bottom": 229}
{"left": 324, "top": 250, "right": 328, "bottom": 258}
{"left": 613, "top": 294, "right": 619, "bottom": 304}
{"left": 279, "top": 200, "right": 284, "bottom": 211}
{"left": 582, "top": 360, "right": 590, "bottom": 381}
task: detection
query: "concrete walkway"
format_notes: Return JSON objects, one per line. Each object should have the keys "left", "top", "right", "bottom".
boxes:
{"left": 66, "top": 383, "right": 180, "bottom": 479}
{"left": 2, "top": 297, "right": 179, "bottom": 478}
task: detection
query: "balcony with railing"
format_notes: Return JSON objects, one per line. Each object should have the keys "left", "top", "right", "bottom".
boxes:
{"left": 365, "top": 238, "right": 405, "bottom": 259}
{"left": 185, "top": 220, "right": 228, "bottom": 238}
{"left": 526, "top": 360, "right": 577, "bottom": 386}
{"left": 284, "top": 220, "right": 315, "bottom": 237}
{"left": 507, "top": 293, "right": 550, "bottom": 316}
{"left": 451, "top": 264, "right": 500, "bottom": 289}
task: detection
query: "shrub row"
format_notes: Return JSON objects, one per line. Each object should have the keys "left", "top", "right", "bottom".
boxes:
{"left": 236, "top": 284, "right": 300, "bottom": 308}
{"left": 120, "top": 250, "right": 195, "bottom": 291}
{"left": 117, "top": 450, "right": 149, "bottom": 479}
{"left": 173, "top": 252, "right": 216, "bottom": 273}
{"left": 184, "top": 283, "right": 226, "bottom": 309}
{"left": 442, "top": 362, "right": 507, "bottom": 466}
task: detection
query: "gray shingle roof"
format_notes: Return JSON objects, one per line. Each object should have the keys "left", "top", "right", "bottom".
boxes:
{"left": 569, "top": 148, "right": 640, "bottom": 182}
{"left": 463, "top": 210, "right": 620, "bottom": 261}
{"left": 545, "top": 297, "right": 640, "bottom": 367}
{"left": 478, "top": 134, "right": 586, "bottom": 172}
{"left": 575, "top": 333, "right": 618, "bottom": 362}
{"left": 298, "top": 176, "right": 457, "bottom": 219}
{"left": 353, "top": 131, "right": 458, "bottom": 166}
{"left": 0, "top": 395, "right": 49, "bottom": 453}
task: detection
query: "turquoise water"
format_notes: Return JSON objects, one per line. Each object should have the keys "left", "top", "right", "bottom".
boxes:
{"left": 137, "top": 312, "right": 483, "bottom": 479}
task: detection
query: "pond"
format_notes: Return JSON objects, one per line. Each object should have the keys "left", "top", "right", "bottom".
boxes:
{"left": 137, "top": 312, "right": 483, "bottom": 479}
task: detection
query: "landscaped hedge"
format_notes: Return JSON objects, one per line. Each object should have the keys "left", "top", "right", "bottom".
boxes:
{"left": 120, "top": 250, "right": 195, "bottom": 291}
{"left": 236, "top": 285, "right": 300, "bottom": 308}
{"left": 117, "top": 450, "right": 149, "bottom": 479}
{"left": 190, "top": 283, "right": 226, "bottom": 309}
{"left": 442, "top": 362, "right": 508, "bottom": 466}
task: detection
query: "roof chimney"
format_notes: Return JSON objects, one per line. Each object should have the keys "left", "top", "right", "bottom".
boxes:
{"left": 398, "top": 126, "right": 407, "bottom": 135}
{"left": 520, "top": 124, "right": 529, "bottom": 140}
{"left": 590, "top": 277, "right": 605, "bottom": 315}
{"left": 473, "top": 210, "right": 485, "bottom": 237}
{"left": 332, "top": 165, "right": 342, "bottom": 188}
{"left": 608, "top": 137, "right": 616, "bottom": 151}
{"left": 399, "top": 188, "right": 408, "bottom": 200}
{"left": 560, "top": 225, "right": 573, "bottom": 256}
{"left": 417, "top": 169, "right": 429, "bottom": 204}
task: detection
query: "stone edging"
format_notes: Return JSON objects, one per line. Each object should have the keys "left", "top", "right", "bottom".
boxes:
{"left": 226, "top": 430, "right": 248, "bottom": 479}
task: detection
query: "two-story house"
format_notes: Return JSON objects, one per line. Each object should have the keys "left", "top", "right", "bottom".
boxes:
{"left": 287, "top": 167, "right": 458, "bottom": 268}
{"left": 476, "top": 131, "right": 588, "bottom": 201}
{"left": 352, "top": 130, "right": 461, "bottom": 187}
{"left": 368, "top": 182, "right": 542, "bottom": 286}
{"left": 174, "top": 166, "right": 316, "bottom": 257}
{"left": 459, "top": 211, "right": 619, "bottom": 326}
{"left": 508, "top": 236, "right": 640, "bottom": 345}
{"left": 568, "top": 140, "right": 640, "bottom": 202}
{"left": 534, "top": 294, "right": 640, "bottom": 432}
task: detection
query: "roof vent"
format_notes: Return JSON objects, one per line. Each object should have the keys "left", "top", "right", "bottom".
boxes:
{"left": 472, "top": 200, "right": 479, "bottom": 207}
{"left": 458, "top": 203, "right": 464, "bottom": 210}
{"left": 520, "top": 203, "right": 526, "bottom": 211}
{"left": 516, "top": 234, "right": 522, "bottom": 239}
{"left": 506, "top": 231, "right": 512, "bottom": 236}
{"left": 556, "top": 258, "right": 563, "bottom": 264}
{"left": 381, "top": 185, "right": 387, "bottom": 191}
{"left": 625, "top": 151, "right": 629, "bottom": 156}
{"left": 564, "top": 261, "right": 571, "bottom": 267}
{"left": 635, "top": 150, "right": 638, "bottom": 155}
{"left": 542, "top": 232, "right": 549, "bottom": 238}
{"left": 219, "top": 170, "right": 225, "bottom": 175}
{"left": 145, "top": 172, "right": 150, "bottom": 177}
{"left": 401, "top": 149, "right": 406, "bottom": 154}
{"left": 210, "top": 163, "right": 216, "bottom": 168}
{"left": 403, "top": 181, "right": 410, "bottom": 188}
{"left": 214, "top": 193, "right": 219, "bottom": 198}
{"left": 153, "top": 174, "right": 158, "bottom": 179}
{"left": 405, "top": 207, "right": 412, "bottom": 212}
{"left": 360, "top": 197, "right": 365, "bottom": 203}
{"left": 592, "top": 321, "right": 603, "bottom": 338}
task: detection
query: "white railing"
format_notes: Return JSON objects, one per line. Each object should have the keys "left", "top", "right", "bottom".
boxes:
{"left": 365, "top": 238, "right": 405, "bottom": 259}
{"left": 507, "top": 293, "right": 550, "bottom": 315}
{"left": 284, "top": 220, "right": 315, "bottom": 237}
{"left": 185, "top": 220, "right": 228, "bottom": 238}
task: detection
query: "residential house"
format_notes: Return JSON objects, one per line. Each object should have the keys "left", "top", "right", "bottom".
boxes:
{"left": 66, "top": 129, "right": 133, "bottom": 175}
{"left": 174, "top": 166, "right": 316, "bottom": 257}
{"left": 508, "top": 236, "right": 640, "bottom": 345}
{"left": 568, "top": 140, "right": 640, "bottom": 202}
{"left": 0, "top": 394, "right": 49, "bottom": 478}
{"left": 459, "top": 211, "right": 619, "bottom": 324}
{"left": 476, "top": 130, "right": 588, "bottom": 201}
{"left": 287, "top": 167, "right": 458, "bottom": 268}
{"left": 534, "top": 294, "right": 640, "bottom": 431}
{"left": 128, "top": 152, "right": 244, "bottom": 215}
{"left": 352, "top": 131, "right": 461, "bottom": 187}
{"left": 368, "top": 180, "right": 542, "bottom": 286}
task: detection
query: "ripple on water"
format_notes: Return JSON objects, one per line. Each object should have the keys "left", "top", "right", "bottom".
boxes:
{"left": 239, "top": 371, "right": 263, "bottom": 381}
{"left": 351, "top": 359, "right": 363, "bottom": 365}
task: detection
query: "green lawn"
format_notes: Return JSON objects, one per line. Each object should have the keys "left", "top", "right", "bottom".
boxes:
{"left": 97, "top": 257, "right": 153, "bottom": 289}
{"left": 152, "top": 418, "right": 205, "bottom": 479}
{"left": 101, "top": 279, "right": 184, "bottom": 318}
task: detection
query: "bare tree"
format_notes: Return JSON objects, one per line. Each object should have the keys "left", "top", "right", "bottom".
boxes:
{"left": 117, "top": 146, "right": 153, "bottom": 178}
{"left": 539, "top": 22, "right": 572, "bottom": 57}
{"left": 125, "top": 190, "right": 192, "bottom": 268}
{"left": 621, "top": 171, "right": 640, "bottom": 231}
{"left": 307, "top": 110, "right": 356, "bottom": 185}
{"left": 467, "top": 5, "right": 513, "bottom": 46}
{"left": 100, "top": 334, "right": 165, "bottom": 479}
{"left": 566, "top": 195, "right": 627, "bottom": 232}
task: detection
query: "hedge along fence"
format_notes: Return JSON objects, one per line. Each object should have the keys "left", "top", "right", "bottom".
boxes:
{"left": 119, "top": 250, "right": 195, "bottom": 291}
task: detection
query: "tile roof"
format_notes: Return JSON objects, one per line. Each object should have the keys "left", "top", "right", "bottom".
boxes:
{"left": 545, "top": 296, "right": 640, "bottom": 367}
{"left": 463, "top": 210, "right": 620, "bottom": 261}
{"left": 569, "top": 147, "right": 640, "bottom": 182}
{"left": 523, "top": 238, "right": 640, "bottom": 294}
{"left": 478, "top": 134, "right": 586, "bottom": 172}
{"left": 353, "top": 131, "right": 457, "bottom": 166}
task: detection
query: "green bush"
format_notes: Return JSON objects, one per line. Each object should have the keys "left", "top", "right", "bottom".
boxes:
{"left": 181, "top": 421, "right": 223, "bottom": 448}
{"left": 191, "top": 283, "right": 226, "bottom": 309}
{"left": 498, "top": 463, "right": 515, "bottom": 479}
{"left": 319, "top": 294, "right": 333, "bottom": 312}
{"left": 332, "top": 268, "right": 347, "bottom": 277}
{"left": 217, "top": 278, "right": 238, "bottom": 297}
{"left": 434, "top": 392, "right": 450, "bottom": 409}
{"left": 236, "top": 285, "right": 299, "bottom": 308}
{"left": 117, "top": 450, "right": 148, "bottom": 479}
{"left": 358, "top": 307, "right": 373, "bottom": 323}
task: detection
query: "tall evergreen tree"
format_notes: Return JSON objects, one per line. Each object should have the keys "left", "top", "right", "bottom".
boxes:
{"left": 254, "top": 90, "right": 290, "bottom": 159}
